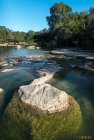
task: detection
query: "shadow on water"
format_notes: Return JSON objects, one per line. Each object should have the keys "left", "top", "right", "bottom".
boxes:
{"left": 49, "top": 68, "right": 94, "bottom": 137}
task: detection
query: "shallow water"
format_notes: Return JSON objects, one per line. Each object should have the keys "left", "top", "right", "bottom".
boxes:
{"left": 0, "top": 47, "right": 94, "bottom": 139}
{"left": 0, "top": 47, "right": 47, "bottom": 113}
{"left": 0, "top": 46, "right": 48, "bottom": 56}
{"left": 49, "top": 70, "right": 94, "bottom": 137}
{"left": 0, "top": 68, "right": 37, "bottom": 113}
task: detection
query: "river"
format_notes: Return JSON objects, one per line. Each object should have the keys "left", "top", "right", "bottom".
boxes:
{"left": 0, "top": 46, "right": 94, "bottom": 140}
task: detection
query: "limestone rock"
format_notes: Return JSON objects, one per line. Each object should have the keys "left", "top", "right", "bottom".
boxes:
{"left": 17, "top": 45, "right": 21, "bottom": 49}
{"left": 19, "top": 83, "right": 69, "bottom": 114}
{"left": 18, "top": 73, "right": 69, "bottom": 114}
{"left": 31, "top": 73, "right": 53, "bottom": 85}
{"left": 0, "top": 88, "right": 4, "bottom": 94}
{"left": 27, "top": 46, "right": 35, "bottom": 49}
{"left": 1, "top": 69, "right": 14, "bottom": 72}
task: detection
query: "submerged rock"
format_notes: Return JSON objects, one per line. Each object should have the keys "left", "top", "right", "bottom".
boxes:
{"left": 0, "top": 88, "right": 4, "bottom": 108}
{"left": 3, "top": 93, "right": 82, "bottom": 140}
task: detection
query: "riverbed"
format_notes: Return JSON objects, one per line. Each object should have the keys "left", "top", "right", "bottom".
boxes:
{"left": 0, "top": 47, "right": 94, "bottom": 140}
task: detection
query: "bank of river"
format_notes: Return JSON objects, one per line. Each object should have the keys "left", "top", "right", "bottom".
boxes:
{"left": 0, "top": 47, "right": 94, "bottom": 140}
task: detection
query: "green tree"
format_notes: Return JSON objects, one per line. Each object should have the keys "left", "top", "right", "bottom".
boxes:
{"left": 46, "top": 3, "right": 72, "bottom": 31}
{"left": 25, "top": 30, "right": 35, "bottom": 45}
{"left": 0, "top": 26, "right": 10, "bottom": 43}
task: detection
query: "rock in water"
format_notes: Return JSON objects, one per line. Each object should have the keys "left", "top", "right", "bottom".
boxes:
{"left": 0, "top": 88, "right": 4, "bottom": 94}
{"left": 18, "top": 73, "right": 69, "bottom": 114}
{"left": 1, "top": 69, "right": 14, "bottom": 72}
{"left": 19, "top": 84, "right": 69, "bottom": 114}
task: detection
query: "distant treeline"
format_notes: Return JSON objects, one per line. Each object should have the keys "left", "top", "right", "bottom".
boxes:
{"left": 0, "top": 26, "right": 36, "bottom": 46}
{"left": 0, "top": 2, "right": 94, "bottom": 49}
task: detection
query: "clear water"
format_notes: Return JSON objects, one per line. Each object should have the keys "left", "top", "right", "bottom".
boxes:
{"left": 0, "top": 68, "right": 37, "bottom": 113}
{"left": 0, "top": 46, "right": 48, "bottom": 56}
{"left": 49, "top": 70, "right": 94, "bottom": 137}
{"left": 0, "top": 46, "right": 47, "bottom": 113}
{"left": 0, "top": 47, "right": 94, "bottom": 139}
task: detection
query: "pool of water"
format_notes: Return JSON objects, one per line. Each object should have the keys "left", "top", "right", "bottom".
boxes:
{"left": 0, "top": 46, "right": 48, "bottom": 114}
{"left": 0, "top": 47, "right": 94, "bottom": 139}
{"left": 49, "top": 69, "right": 94, "bottom": 137}
{"left": 0, "top": 68, "right": 38, "bottom": 113}
{"left": 0, "top": 46, "right": 48, "bottom": 56}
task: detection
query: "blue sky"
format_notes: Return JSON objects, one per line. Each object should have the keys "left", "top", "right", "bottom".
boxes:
{"left": 0, "top": 0, "right": 94, "bottom": 32}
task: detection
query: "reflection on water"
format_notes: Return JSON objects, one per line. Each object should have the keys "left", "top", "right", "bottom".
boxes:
{"left": 0, "top": 46, "right": 48, "bottom": 56}
{"left": 49, "top": 70, "right": 94, "bottom": 137}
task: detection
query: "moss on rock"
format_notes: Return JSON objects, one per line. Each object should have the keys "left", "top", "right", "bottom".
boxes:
{"left": 0, "top": 93, "right": 82, "bottom": 140}
{"left": 0, "top": 88, "right": 4, "bottom": 108}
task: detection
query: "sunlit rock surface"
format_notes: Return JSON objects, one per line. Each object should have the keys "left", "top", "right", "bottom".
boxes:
{"left": 0, "top": 61, "right": 82, "bottom": 140}
{"left": 0, "top": 88, "right": 4, "bottom": 94}
{"left": 18, "top": 70, "right": 69, "bottom": 114}
{"left": 19, "top": 83, "right": 69, "bottom": 114}
{"left": 1, "top": 69, "right": 14, "bottom": 72}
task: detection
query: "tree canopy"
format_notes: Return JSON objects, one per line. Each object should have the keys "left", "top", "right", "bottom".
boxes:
{"left": 0, "top": 2, "right": 94, "bottom": 49}
{"left": 34, "top": 3, "right": 94, "bottom": 49}
{"left": 0, "top": 26, "right": 35, "bottom": 46}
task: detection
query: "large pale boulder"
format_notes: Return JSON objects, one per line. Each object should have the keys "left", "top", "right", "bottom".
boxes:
{"left": 0, "top": 88, "right": 4, "bottom": 94}
{"left": 18, "top": 73, "right": 69, "bottom": 114}
{"left": 19, "top": 83, "right": 69, "bottom": 114}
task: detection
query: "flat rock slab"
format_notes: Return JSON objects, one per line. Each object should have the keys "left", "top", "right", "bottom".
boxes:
{"left": 1, "top": 69, "right": 14, "bottom": 72}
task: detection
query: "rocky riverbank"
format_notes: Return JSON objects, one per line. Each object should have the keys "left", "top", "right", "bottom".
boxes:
{"left": 0, "top": 55, "right": 48, "bottom": 72}
{"left": 50, "top": 49, "right": 94, "bottom": 72}
{"left": 51, "top": 49, "right": 94, "bottom": 59}
{"left": 0, "top": 43, "right": 21, "bottom": 49}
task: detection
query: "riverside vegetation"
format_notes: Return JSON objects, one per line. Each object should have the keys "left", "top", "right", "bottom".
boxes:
{"left": 0, "top": 2, "right": 94, "bottom": 49}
